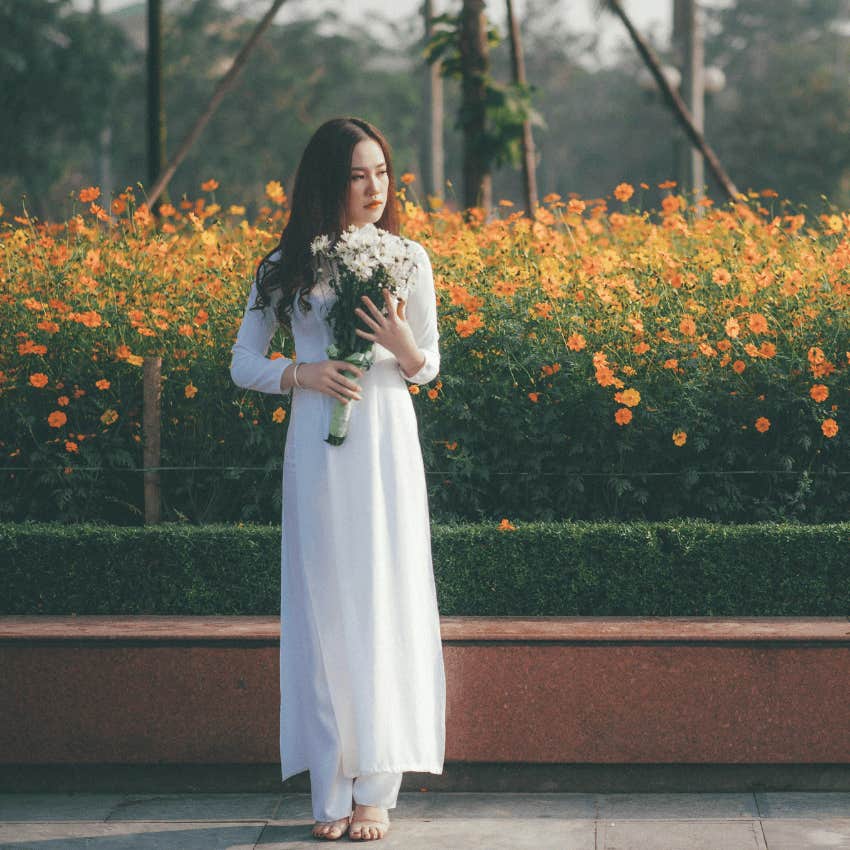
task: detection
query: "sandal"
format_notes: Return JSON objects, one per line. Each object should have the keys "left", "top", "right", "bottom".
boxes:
{"left": 312, "top": 811, "right": 352, "bottom": 840}
{"left": 349, "top": 805, "right": 390, "bottom": 841}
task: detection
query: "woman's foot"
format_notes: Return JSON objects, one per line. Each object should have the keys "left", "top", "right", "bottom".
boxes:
{"left": 349, "top": 803, "right": 390, "bottom": 841}
{"left": 312, "top": 812, "right": 351, "bottom": 840}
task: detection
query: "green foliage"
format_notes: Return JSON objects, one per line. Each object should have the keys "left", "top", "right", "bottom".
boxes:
{"left": 2, "top": 519, "right": 847, "bottom": 615}
{"left": 423, "top": 9, "right": 545, "bottom": 174}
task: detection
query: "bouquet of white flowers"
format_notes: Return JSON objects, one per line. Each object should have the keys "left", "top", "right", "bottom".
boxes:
{"left": 310, "top": 223, "right": 420, "bottom": 446}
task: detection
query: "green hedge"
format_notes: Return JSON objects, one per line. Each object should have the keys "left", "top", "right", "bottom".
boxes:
{"left": 2, "top": 520, "right": 847, "bottom": 616}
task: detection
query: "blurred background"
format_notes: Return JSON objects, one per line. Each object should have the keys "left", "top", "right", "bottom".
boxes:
{"left": 4, "top": 0, "right": 850, "bottom": 220}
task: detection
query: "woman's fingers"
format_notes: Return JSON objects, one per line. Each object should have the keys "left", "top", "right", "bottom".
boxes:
{"left": 354, "top": 304, "right": 381, "bottom": 329}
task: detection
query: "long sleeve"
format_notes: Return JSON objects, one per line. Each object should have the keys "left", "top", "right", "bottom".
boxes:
{"left": 399, "top": 242, "right": 441, "bottom": 385}
{"left": 229, "top": 279, "right": 293, "bottom": 396}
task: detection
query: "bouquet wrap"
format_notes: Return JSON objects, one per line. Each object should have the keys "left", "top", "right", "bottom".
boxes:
{"left": 324, "top": 344, "right": 375, "bottom": 445}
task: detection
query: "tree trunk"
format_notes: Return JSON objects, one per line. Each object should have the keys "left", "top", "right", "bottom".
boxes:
{"left": 506, "top": 0, "right": 538, "bottom": 214}
{"left": 605, "top": 0, "right": 738, "bottom": 201}
{"left": 424, "top": 0, "right": 445, "bottom": 201}
{"left": 673, "top": 0, "right": 706, "bottom": 212}
{"left": 459, "top": 0, "right": 492, "bottom": 214}
{"left": 146, "top": 0, "right": 167, "bottom": 209}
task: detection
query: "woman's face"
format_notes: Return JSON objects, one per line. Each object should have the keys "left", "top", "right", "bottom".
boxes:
{"left": 343, "top": 138, "right": 390, "bottom": 229}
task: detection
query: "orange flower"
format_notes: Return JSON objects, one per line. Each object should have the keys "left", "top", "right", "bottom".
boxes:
{"left": 445, "top": 441, "right": 458, "bottom": 451}
{"left": 672, "top": 430, "right": 687, "bottom": 446}
{"left": 29, "top": 373, "right": 49, "bottom": 388}
{"left": 679, "top": 316, "right": 696, "bottom": 336}
{"left": 614, "top": 406, "right": 632, "bottom": 425}
{"left": 755, "top": 416, "right": 770, "bottom": 433}
{"left": 455, "top": 313, "right": 484, "bottom": 338}
{"left": 57, "top": 396, "right": 69, "bottom": 406}
{"left": 713, "top": 268, "right": 731, "bottom": 286}
{"left": 725, "top": 317, "right": 740, "bottom": 338}
{"left": 498, "top": 199, "right": 514, "bottom": 207}
{"left": 78, "top": 186, "right": 100, "bottom": 203}
{"left": 400, "top": 172, "right": 416, "bottom": 185}
{"left": 95, "top": 379, "right": 110, "bottom": 390}
{"left": 201, "top": 178, "right": 219, "bottom": 192}
{"left": 822, "top": 418, "right": 839, "bottom": 438}
{"left": 748, "top": 313, "right": 768, "bottom": 333}
{"left": 272, "top": 407, "right": 287, "bottom": 423}
{"left": 427, "top": 388, "right": 438, "bottom": 400}
{"left": 528, "top": 392, "right": 539, "bottom": 402}
{"left": 613, "top": 182, "right": 634, "bottom": 203}
{"left": 810, "top": 384, "right": 829, "bottom": 403}
{"left": 65, "top": 441, "right": 78, "bottom": 453}
{"left": 184, "top": 382, "right": 198, "bottom": 399}
{"left": 100, "top": 409, "right": 119, "bottom": 426}
{"left": 408, "top": 385, "right": 420, "bottom": 395}
{"left": 498, "top": 518, "right": 517, "bottom": 531}
{"left": 567, "top": 199, "right": 585, "bottom": 215}
{"left": 616, "top": 388, "right": 641, "bottom": 407}
{"left": 48, "top": 411, "right": 67, "bottom": 428}
{"left": 732, "top": 360, "right": 746, "bottom": 374}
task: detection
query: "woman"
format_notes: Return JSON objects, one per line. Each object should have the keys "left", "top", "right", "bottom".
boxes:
{"left": 229, "top": 117, "right": 446, "bottom": 842}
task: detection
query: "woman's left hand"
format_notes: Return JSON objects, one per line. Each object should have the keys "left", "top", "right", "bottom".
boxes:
{"left": 355, "top": 289, "right": 422, "bottom": 369}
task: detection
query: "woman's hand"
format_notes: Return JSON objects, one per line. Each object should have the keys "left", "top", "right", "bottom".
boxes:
{"left": 355, "top": 289, "right": 425, "bottom": 377}
{"left": 282, "top": 361, "right": 363, "bottom": 403}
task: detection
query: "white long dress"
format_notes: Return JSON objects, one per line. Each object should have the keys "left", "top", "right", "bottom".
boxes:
{"left": 230, "top": 238, "right": 446, "bottom": 781}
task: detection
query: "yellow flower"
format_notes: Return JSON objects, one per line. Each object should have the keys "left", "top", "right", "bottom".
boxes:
{"left": 272, "top": 406, "right": 287, "bottom": 423}
{"left": 266, "top": 180, "right": 286, "bottom": 204}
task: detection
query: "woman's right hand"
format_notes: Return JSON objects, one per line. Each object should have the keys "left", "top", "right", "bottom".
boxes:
{"left": 284, "top": 360, "right": 363, "bottom": 403}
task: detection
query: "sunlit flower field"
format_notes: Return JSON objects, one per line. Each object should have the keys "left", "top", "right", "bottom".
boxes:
{"left": 2, "top": 177, "right": 848, "bottom": 524}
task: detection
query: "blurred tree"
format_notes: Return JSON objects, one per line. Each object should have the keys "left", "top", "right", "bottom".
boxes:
{"left": 0, "top": 0, "right": 133, "bottom": 218}
{"left": 702, "top": 0, "right": 850, "bottom": 209}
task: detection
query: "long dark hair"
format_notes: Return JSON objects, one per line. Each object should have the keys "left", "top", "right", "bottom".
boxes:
{"left": 251, "top": 116, "right": 400, "bottom": 332}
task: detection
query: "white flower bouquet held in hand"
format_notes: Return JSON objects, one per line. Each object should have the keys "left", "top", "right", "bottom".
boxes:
{"left": 310, "top": 223, "right": 420, "bottom": 445}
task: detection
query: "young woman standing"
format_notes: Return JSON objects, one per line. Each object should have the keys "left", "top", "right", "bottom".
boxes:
{"left": 230, "top": 117, "right": 445, "bottom": 841}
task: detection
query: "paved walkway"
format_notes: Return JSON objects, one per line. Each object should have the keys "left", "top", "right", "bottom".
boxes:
{"left": 1, "top": 791, "right": 849, "bottom": 848}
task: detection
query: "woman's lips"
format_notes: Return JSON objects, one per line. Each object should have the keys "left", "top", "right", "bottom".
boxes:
{"left": 365, "top": 201, "right": 382, "bottom": 208}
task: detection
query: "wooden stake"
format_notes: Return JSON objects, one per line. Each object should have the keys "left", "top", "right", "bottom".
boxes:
{"left": 143, "top": 356, "right": 162, "bottom": 524}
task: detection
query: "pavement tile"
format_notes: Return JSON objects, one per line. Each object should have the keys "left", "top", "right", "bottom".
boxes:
{"left": 414, "top": 791, "right": 598, "bottom": 819}
{"left": 596, "top": 792, "right": 759, "bottom": 819}
{"left": 760, "top": 818, "right": 850, "bottom": 849}
{"left": 103, "top": 793, "right": 281, "bottom": 821}
{"left": 598, "top": 818, "right": 767, "bottom": 850}
{"left": 258, "top": 816, "right": 595, "bottom": 849}
{"left": 0, "top": 820, "right": 265, "bottom": 849}
{"left": 756, "top": 792, "right": 850, "bottom": 818}
{"left": 0, "top": 793, "right": 124, "bottom": 822}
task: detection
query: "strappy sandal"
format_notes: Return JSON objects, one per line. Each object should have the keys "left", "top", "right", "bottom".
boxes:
{"left": 312, "top": 811, "right": 352, "bottom": 840}
{"left": 348, "top": 809, "right": 390, "bottom": 841}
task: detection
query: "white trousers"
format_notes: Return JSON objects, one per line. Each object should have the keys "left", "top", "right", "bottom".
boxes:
{"left": 309, "top": 633, "right": 402, "bottom": 821}
{"left": 303, "top": 573, "right": 402, "bottom": 822}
